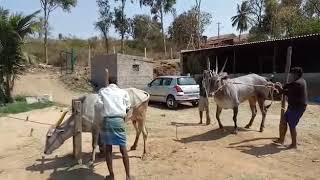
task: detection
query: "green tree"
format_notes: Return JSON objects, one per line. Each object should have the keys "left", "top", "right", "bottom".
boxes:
{"left": 0, "top": 8, "right": 39, "bottom": 103}
{"left": 140, "top": 0, "right": 177, "bottom": 57}
{"left": 231, "top": 1, "right": 251, "bottom": 41}
{"left": 40, "top": 0, "right": 77, "bottom": 64}
{"left": 96, "top": 0, "right": 113, "bottom": 53}
{"left": 113, "top": 0, "right": 131, "bottom": 53}
{"left": 168, "top": 7, "right": 211, "bottom": 50}
{"left": 304, "top": 0, "right": 320, "bottom": 18}
{"left": 131, "top": 14, "right": 162, "bottom": 49}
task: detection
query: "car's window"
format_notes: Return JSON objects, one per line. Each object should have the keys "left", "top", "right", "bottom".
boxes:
{"left": 177, "top": 77, "right": 197, "bottom": 85}
{"left": 150, "top": 78, "right": 162, "bottom": 86}
{"left": 162, "top": 78, "right": 172, "bottom": 86}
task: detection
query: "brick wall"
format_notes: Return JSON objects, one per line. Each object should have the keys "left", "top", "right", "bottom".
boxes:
{"left": 117, "top": 54, "right": 153, "bottom": 89}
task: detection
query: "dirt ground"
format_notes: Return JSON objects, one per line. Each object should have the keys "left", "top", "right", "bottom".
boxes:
{"left": 1, "top": 71, "right": 320, "bottom": 180}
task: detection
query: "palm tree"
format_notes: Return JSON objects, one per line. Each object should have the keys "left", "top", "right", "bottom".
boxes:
{"left": 0, "top": 8, "right": 39, "bottom": 103}
{"left": 231, "top": 1, "right": 251, "bottom": 42}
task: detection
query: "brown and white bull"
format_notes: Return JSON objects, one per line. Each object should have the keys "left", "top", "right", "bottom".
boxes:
{"left": 203, "top": 59, "right": 277, "bottom": 133}
{"left": 44, "top": 88, "right": 149, "bottom": 164}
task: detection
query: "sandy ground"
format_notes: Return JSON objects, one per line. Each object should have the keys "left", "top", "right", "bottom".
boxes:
{"left": 1, "top": 71, "right": 320, "bottom": 180}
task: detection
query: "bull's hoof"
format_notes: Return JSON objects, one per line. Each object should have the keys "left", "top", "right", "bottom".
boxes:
{"left": 88, "top": 161, "right": 94, "bottom": 168}
{"left": 259, "top": 128, "right": 264, "bottom": 133}
{"left": 233, "top": 129, "right": 238, "bottom": 134}
{"left": 130, "top": 146, "right": 137, "bottom": 151}
{"left": 245, "top": 124, "right": 251, "bottom": 129}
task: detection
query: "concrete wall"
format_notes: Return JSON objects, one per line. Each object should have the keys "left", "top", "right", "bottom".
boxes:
{"left": 117, "top": 54, "right": 153, "bottom": 89}
{"left": 91, "top": 54, "right": 117, "bottom": 89}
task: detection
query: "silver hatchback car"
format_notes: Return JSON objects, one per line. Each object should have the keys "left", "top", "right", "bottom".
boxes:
{"left": 145, "top": 76, "right": 200, "bottom": 109}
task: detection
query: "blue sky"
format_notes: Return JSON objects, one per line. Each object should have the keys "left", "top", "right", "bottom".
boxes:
{"left": 1, "top": 0, "right": 242, "bottom": 39}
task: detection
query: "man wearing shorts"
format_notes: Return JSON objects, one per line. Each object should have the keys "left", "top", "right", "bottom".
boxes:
{"left": 274, "top": 67, "right": 307, "bottom": 149}
{"left": 98, "top": 77, "right": 132, "bottom": 180}
{"left": 198, "top": 75, "right": 211, "bottom": 125}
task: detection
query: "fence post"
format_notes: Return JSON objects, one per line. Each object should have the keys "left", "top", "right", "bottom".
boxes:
{"left": 280, "top": 47, "right": 292, "bottom": 120}
{"left": 105, "top": 69, "right": 109, "bottom": 86}
{"left": 72, "top": 100, "right": 82, "bottom": 165}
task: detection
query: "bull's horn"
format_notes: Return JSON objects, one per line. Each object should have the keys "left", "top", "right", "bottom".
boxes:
{"left": 55, "top": 111, "right": 68, "bottom": 127}
{"left": 220, "top": 58, "right": 228, "bottom": 74}
{"left": 215, "top": 56, "right": 218, "bottom": 74}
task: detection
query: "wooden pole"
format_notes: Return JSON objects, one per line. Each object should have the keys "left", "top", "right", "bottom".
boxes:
{"left": 113, "top": 46, "right": 116, "bottom": 54}
{"left": 170, "top": 47, "right": 173, "bottom": 59}
{"left": 88, "top": 44, "right": 91, "bottom": 68}
{"left": 73, "top": 100, "right": 82, "bottom": 165}
{"left": 206, "top": 57, "right": 210, "bottom": 70}
{"left": 280, "top": 46, "right": 292, "bottom": 120}
{"left": 105, "top": 69, "right": 109, "bottom": 86}
{"left": 273, "top": 46, "right": 277, "bottom": 73}
{"left": 233, "top": 49, "right": 236, "bottom": 74}
{"left": 144, "top": 47, "right": 147, "bottom": 58}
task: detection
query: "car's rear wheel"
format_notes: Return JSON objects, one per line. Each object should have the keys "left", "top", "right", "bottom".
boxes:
{"left": 192, "top": 101, "right": 199, "bottom": 107}
{"left": 166, "top": 95, "right": 178, "bottom": 109}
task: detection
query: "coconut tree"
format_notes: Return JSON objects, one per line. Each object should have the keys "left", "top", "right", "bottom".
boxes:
{"left": 0, "top": 8, "right": 39, "bottom": 103}
{"left": 231, "top": 1, "right": 251, "bottom": 41}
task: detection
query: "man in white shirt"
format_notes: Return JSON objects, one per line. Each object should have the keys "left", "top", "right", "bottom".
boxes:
{"left": 97, "top": 77, "right": 132, "bottom": 180}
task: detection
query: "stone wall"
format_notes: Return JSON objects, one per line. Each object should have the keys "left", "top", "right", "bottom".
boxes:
{"left": 117, "top": 54, "right": 153, "bottom": 89}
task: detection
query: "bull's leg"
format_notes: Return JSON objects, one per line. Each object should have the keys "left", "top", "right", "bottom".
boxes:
{"left": 245, "top": 97, "right": 258, "bottom": 129}
{"left": 130, "top": 120, "right": 141, "bottom": 151}
{"left": 89, "top": 129, "right": 99, "bottom": 167}
{"left": 233, "top": 107, "right": 239, "bottom": 134}
{"left": 258, "top": 98, "right": 267, "bottom": 132}
{"left": 216, "top": 105, "right": 224, "bottom": 129}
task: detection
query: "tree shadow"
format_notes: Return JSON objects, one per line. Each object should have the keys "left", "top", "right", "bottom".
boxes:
{"left": 228, "top": 143, "right": 288, "bottom": 157}
{"left": 176, "top": 126, "right": 249, "bottom": 143}
{"left": 47, "top": 167, "right": 105, "bottom": 180}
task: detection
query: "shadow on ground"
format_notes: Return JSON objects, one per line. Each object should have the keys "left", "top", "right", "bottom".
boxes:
{"left": 176, "top": 126, "right": 250, "bottom": 143}
{"left": 47, "top": 167, "right": 105, "bottom": 180}
{"left": 171, "top": 122, "right": 205, "bottom": 127}
{"left": 228, "top": 138, "right": 288, "bottom": 157}
{"left": 26, "top": 152, "right": 141, "bottom": 175}
{"left": 148, "top": 102, "right": 195, "bottom": 110}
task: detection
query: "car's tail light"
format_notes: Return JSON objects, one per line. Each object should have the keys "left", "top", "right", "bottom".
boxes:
{"left": 174, "top": 85, "right": 183, "bottom": 92}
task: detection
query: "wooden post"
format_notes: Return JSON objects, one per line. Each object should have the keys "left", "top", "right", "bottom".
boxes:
{"left": 88, "top": 44, "right": 91, "bottom": 68}
{"left": 280, "top": 46, "right": 292, "bottom": 120}
{"left": 144, "top": 47, "right": 147, "bottom": 58}
{"left": 273, "top": 46, "right": 277, "bottom": 73}
{"left": 170, "top": 47, "right": 173, "bottom": 59}
{"left": 105, "top": 69, "right": 109, "bottom": 86}
{"left": 72, "top": 100, "right": 82, "bottom": 165}
{"left": 233, "top": 49, "right": 236, "bottom": 74}
{"left": 113, "top": 46, "right": 116, "bottom": 54}
{"left": 206, "top": 57, "right": 210, "bottom": 70}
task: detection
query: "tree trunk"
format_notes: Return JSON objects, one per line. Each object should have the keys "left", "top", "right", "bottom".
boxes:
{"left": 196, "top": 0, "right": 202, "bottom": 48}
{"left": 121, "top": 0, "right": 125, "bottom": 54}
{"left": 4, "top": 75, "right": 13, "bottom": 103}
{"left": 239, "top": 31, "right": 241, "bottom": 42}
{"left": 160, "top": 7, "right": 167, "bottom": 58}
{"left": 105, "top": 37, "right": 109, "bottom": 54}
{"left": 44, "top": 0, "right": 49, "bottom": 64}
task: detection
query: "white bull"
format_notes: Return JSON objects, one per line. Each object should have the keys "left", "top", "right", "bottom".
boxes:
{"left": 44, "top": 88, "right": 149, "bottom": 164}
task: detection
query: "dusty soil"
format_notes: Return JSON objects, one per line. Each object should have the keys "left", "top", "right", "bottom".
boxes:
{"left": 1, "top": 71, "right": 320, "bottom": 180}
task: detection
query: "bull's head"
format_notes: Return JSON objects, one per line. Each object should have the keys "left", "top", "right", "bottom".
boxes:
{"left": 202, "top": 57, "right": 228, "bottom": 95}
{"left": 44, "top": 111, "right": 74, "bottom": 155}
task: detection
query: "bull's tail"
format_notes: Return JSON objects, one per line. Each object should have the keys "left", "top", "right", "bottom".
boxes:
{"left": 265, "top": 82, "right": 278, "bottom": 109}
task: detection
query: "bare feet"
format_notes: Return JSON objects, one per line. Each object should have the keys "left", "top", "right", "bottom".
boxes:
{"left": 287, "top": 144, "right": 297, "bottom": 149}
{"left": 272, "top": 139, "right": 284, "bottom": 146}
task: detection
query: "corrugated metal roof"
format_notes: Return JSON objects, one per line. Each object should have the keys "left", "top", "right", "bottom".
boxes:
{"left": 181, "top": 33, "right": 320, "bottom": 54}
